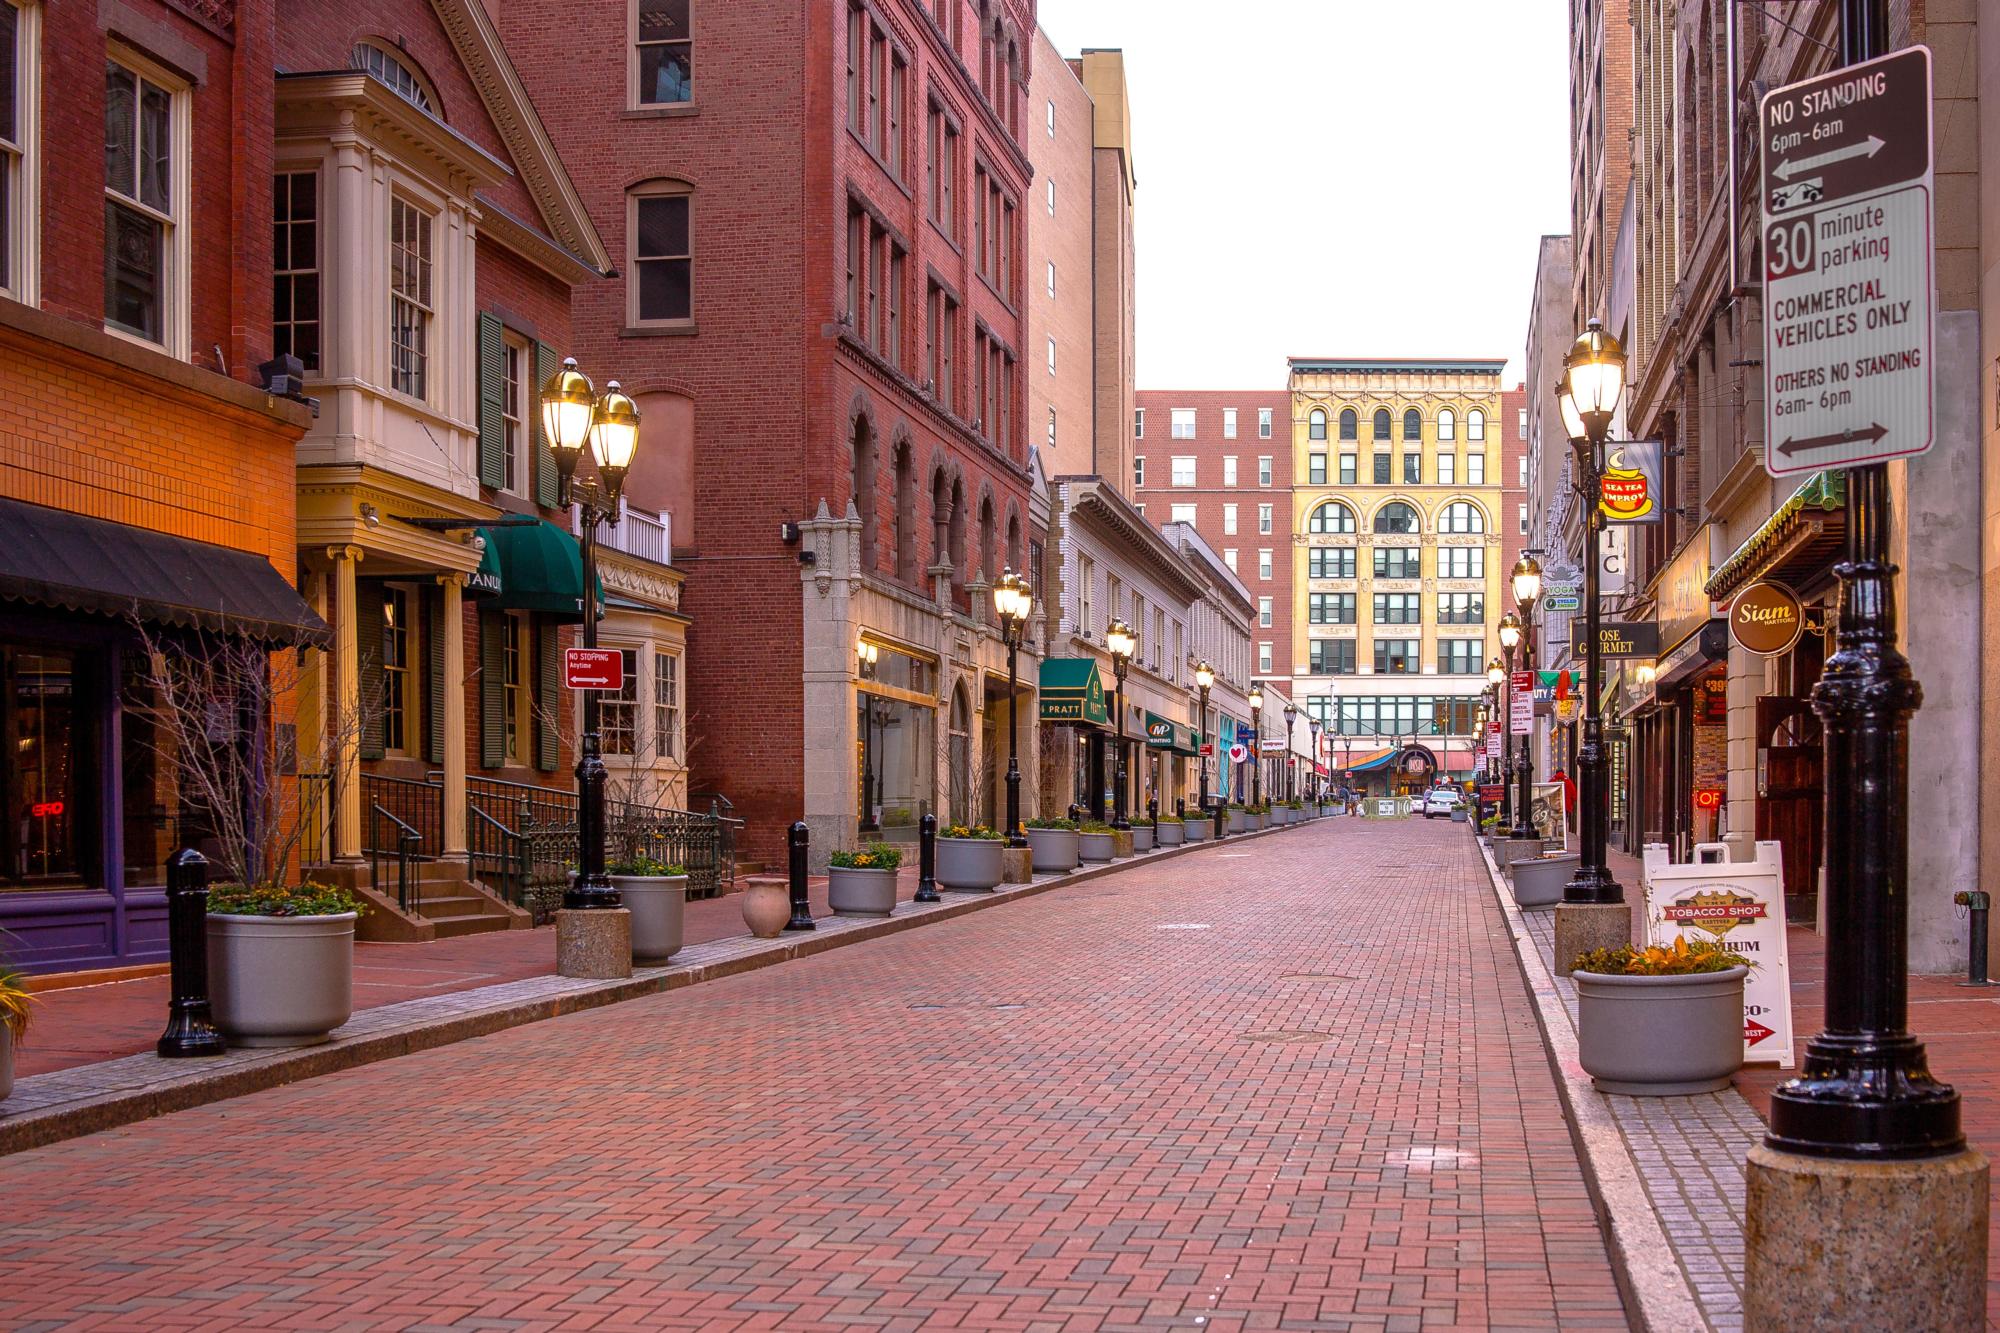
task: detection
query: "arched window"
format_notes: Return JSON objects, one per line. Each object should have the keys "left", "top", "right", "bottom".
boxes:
{"left": 1005, "top": 508, "right": 1022, "bottom": 573}
{"left": 978, "top": 493, "right": 997, "bottom": 582}
{"left": 893, "top": 439, "right": 917, "bottom": 582}
{"left": 1402, "top": 408, "right": 1422, "bottom": 441}
{"left": 1372, "top": 408, "right": 1392, "bottom": 441}
{"left": 1308, "top": 408, "right": 1327, "bottom": 441}
{"left": 851, "top": 415, "right": 878, "bottom": 571}
{"left": 1439, "top": 501, "right": 1485, "bottom": 533}
{"left": 1373, "top": 501, "right": 1420, "bottom": 534}
{"left": 1338, "top": 408, "right": 1358, "bottom": 441}
{"left": 1437, "top": 408, "right": 1456, "bottom": 441}
{"left": 1308, "top": 500, "right": 1356, "bottom": 534}
{"left": 352, "top": 41, "right": 438, "bottom": 116}
{"left": 1467, "top": 408, "right": 1486, "bottom": 440}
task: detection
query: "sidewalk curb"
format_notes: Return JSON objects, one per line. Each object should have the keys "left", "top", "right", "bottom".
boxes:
{"left": 0, "top": 818, "right": 1330, "bottom": 1158}
{"left": 1474, "top": 835, "right": 1708, "bottom": 1333}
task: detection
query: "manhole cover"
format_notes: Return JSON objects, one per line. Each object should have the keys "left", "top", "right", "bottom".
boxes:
{"left": 1240, "top": 1029, "right": 1337, "bottom": 1044}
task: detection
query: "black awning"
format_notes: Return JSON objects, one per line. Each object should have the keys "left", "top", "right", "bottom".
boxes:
{"left": 0, "top": 496, "right": 329, "bottom": 646}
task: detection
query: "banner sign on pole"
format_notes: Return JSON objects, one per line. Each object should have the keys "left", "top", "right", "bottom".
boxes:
{"left": 1641, "top": 841, "right": 1796, "bottom": 1066}
{"left": 1509, "top": 671, "right": 1533, "bottom": 736}
{"left": 1600, "top": 441, "right": 1664, "bottom": 524}
{"left": 1759, "top": 47, "right": 1935, "bottom": 477}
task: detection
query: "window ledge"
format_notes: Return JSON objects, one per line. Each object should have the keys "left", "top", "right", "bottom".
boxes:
{"left": 622, "top": 103, "right": 700, "bottom": 120}
{"left": 621, "top": 322, "right": 698, "bottom": 338}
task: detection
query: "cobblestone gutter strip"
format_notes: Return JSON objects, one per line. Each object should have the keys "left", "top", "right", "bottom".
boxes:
{"left": 1475, "top": 836, "right": 1710, "bottom": 1333}
{"left": 0, "top": 820, "right": 1318, "bottom": 1158}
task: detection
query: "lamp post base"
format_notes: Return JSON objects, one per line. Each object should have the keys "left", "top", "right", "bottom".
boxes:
{"left": 1552, "top": 901, "right": 1632, "bottom": 976}
{"left": 1745, "top": 1143, "right": 1988, "bottom": 1330}
{"left": 1562, "top": 862, "right": 1623, "bottom": 904}
{"left": 556, "top": 908, "right": 632, "bottom": 979}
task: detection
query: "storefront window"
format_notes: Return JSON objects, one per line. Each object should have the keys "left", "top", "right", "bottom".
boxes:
{"left": 856, "top": 692, "right": 934, "bottom": 838}
{"left": 4, "top": 646, "right": 80, "bottom": 887}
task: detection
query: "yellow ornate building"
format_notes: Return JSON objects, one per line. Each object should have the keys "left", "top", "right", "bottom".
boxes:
{"left": 1286, "top": 358, "right": 1508, "bottom": 790}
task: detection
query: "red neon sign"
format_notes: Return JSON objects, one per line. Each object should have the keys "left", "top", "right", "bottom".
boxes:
{"left": 31, "top": 801, "right": 64, "bottom": 818}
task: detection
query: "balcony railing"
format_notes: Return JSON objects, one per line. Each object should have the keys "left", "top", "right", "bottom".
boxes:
{"left": 579, "top": 502, "right": 671, "bottom": 566}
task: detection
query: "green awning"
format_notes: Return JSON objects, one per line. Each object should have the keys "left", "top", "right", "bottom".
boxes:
{"left": 481, "top": 520, "right": 599, "bottom": 623}
{"left": 466, "top": 531, "right": 504, "bottom": 598}
{"left": 1038, "top": 657, "right": 1109, "bottom": 726}
{"left": 1144, "top": 711, "right": 1199, "bottom": 755}
{"left": 1705, "top": 471, "right": 1846, "bottom": 600}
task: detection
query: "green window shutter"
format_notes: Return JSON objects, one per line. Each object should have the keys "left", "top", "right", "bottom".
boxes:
{"left": 477, "top": 312, "right": 507, "bottom": 490}
{"left": 534, "top": 341, "right": 560, "bottom": 508}
{"left": 535, "top": 618, "right": 561, "bottom": 771}
{"left": 479, "top": 610, "right": 506, "bottom": 769}
{"left": 356, "top": 583, "right": 386, "bottom": 762}
{"left": 424, "top": 586, "right": 445, "bottom": 764}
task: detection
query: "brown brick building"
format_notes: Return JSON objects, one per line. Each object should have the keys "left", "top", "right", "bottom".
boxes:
{"left": 1130, "top": 391, "right": 1293, "bottom": 694}
{"left": 498, "top": 0, "right": 1042, "bottom": 863}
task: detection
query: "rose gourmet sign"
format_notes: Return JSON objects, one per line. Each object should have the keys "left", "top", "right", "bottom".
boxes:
{"left": 1760, "top": 47, "right": 1934, "bottom": 477}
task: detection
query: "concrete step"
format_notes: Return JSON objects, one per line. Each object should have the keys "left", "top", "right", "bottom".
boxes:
{"left": 414, "top": 892, "right": 507, "bottom": 921}
{"left": 428, "top": 912, "right": 514, "bottom": 938}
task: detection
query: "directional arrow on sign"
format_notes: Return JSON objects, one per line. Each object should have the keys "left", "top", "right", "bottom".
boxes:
{"left": 1774, "top": 422, "right": 1888, "bottom": 457}
{"left": 1746, "top": 1018, "right": 1775, "bottom": 1046}
{"left": 1773, "top": 135, "right": 1886, "bottom": 181}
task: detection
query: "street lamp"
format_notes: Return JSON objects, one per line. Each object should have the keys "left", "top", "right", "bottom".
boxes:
{"left": 1557, "top": 318, "right": 1627, "bottom": 903}
{"left": 992, "top": 569, "right": 1032, "bottom": 846}
{"left": 1105, "top": 617, "right": 1137, "bottom": 829}
{"left": 1308, "top": 715, "right": 1322, "bottom": 803}
{"left": 541, "top": 358, "right": 640, "bottom": 912}
{"left": 1248, "top": 683, "right": 1264, "bottom": 808}
{"left": 1283, "top": 703, "right": 1298, "bottom": 803}
{"left": 857, "top": 637, "right": 880, "bottom": 833}
{"left": 1194, "top": 659, "right": 1215, "bottom": 815}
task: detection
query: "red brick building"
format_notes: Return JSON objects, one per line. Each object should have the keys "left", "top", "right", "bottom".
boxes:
{"left": 0, "top": 0, "right": 320, "bottom": 970}
{"left": 1501, "top": 384, "right": 1529, "bottom": 583}
{"left": 1130, "top": 391, "right": 1293, "bottom": 693}
{"left": 498, "top": 0, "right": 1041, "bottom": 862}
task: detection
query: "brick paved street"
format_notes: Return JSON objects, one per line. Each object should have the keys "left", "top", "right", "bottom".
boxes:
{"left": 0, "top": 818, "right": 1624, "bottom": 1331}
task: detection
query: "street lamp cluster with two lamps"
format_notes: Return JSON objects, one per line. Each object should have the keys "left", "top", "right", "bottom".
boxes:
{"left": 991, "top": 569, "right": 1033, "bottom": 846}
{"left": 539, "top": 358, "right": 641, "bottom": 913}
{"left": 1104, "top": 618, "right": 1137, "bottom": 829}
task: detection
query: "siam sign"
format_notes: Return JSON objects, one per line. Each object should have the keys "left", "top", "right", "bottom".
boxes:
{"left": 1730, "top": 581, "right": 1806, "bottom": 657}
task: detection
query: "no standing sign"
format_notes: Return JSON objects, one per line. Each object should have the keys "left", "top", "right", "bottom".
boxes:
{"left": 1760, "top": 47, "right": 1934, "bottom": 477}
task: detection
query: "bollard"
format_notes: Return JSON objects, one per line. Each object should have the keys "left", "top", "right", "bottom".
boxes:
{"left": 915, "top": 812, "right": 940, "bottom": 903}
{"left": 1068, "top": 802, "right": 1084, "bottom": 825}
{"left": 784, "top": 821, "right": 815, "bottom": 931}
{"left": 1147, "top": 797, "right": 1157, "bottom": 826}
{"left": 157, "top": 848, "right": 226, "bottom": 1058}
{"left": 1954, "top": 890, "right": 1995, "bottom": 987}
{"left": 1213, "top": 801, "right": 1225, "bottom": 840}
{"left": 1175, "top": 798, "right": 1185, "bottom": 821}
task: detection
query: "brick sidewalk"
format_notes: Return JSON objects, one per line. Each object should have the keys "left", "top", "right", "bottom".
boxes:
{"left": 16, "top": 870, "right": 932, "bottom": 1078}
{"left": 0, "top": 817, "right": 1625, "bottom": 1331}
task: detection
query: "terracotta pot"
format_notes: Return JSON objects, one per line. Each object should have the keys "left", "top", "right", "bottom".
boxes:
{"left": 741, "top": 881, "right": 791, "bottom": 938}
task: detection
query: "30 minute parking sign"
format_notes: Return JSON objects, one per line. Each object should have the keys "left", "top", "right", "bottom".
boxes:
{"left": 1760, "top": 46, "right": 1934, "bottom": 478}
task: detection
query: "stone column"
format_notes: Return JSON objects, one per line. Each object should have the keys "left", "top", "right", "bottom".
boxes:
{"left": 329, "top": 545, "right": 364, "bottom": 864}
{"left": 438, "top": 573, "right": 468, "bottom": 862}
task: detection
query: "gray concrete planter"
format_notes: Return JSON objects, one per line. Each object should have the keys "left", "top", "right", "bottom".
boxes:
{"left": 207, "top": 912, "right": 356, "bottom": 1048}
{"left": 1078, "top": 831, "right": 1116, "bottom": 862}
{"left": 1131, "top": 825, "right": 1155, "bottom": 852}
{"left": 0, "top": 1025, "right": 11, "bottom": 1102}
{"left": 1182, "top": 819, "right": 1209, "bottom": 842}
{"left": 613, "top": 873, "right": 687, "bottom": 963}
{"left": 827, "top": 866, "right": 899, "bottom": 916}
{"left": 1155, "top": 820, "right": 1184, "bottom": 846}
{"left": 1576, "top": 965, "right": 1748, "bottom": 1095}
{"left": 1494, "top": 836, "right": 1546, "bottom": 867}
{"left": 1507, "top": 853, "right": 1579, "bottom": 909}
{"left": 1026, "top": 826, "right": 1079, "bottom": 872}
{"left": 936, "top": 837, "right": 1005, "bottom": 891}
{"left": 1450, "top": 807, "right": 1469, "bottom": 823}
{"left": 1227, "top": 810, "right": 1249, "bottom": 834}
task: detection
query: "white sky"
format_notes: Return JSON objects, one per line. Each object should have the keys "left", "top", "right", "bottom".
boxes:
{"left": 1036, "top": 0, "right": 1572, "bottom": 391}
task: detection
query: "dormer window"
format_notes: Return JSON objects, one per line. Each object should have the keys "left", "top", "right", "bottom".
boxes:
{"left": 352, "top": 41, "right": 437, "bottom": 116}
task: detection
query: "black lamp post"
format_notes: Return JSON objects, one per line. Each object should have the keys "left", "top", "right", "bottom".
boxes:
{"left": 1499, "top": 614, "right": 1533, "bottom": 839}
{"left": 857, "top": 637, "right": 880, "bottom": 833}
{"left": 1556, "top": 322, "right": 1625, "bottom": 902}
{"left": 993, "top": 569, "right": 1032, "bottom": 846}
{"left": 1308, "top": 716, "right": 1322, "bottom": 803}
{"left": 1106, "top": 617, "right": 1136, "bottom": 830}
{"left": 1248, "top": 683, "right": 1264, "bottom": 808}
{"left": 1760, "top": 0, "right": 1961, "bottom": 1164}
{"left": 1488, "top": 655, "right": 1512, "bottom": 833}
{"left": 540, "top": 358, "right": 640, "bottom": 912}
{"left": 1195, "top": 659, "right": 1214, "bottom": 814}
{"left": 1283, "top": 703, "right": 1297, "bottom": 803}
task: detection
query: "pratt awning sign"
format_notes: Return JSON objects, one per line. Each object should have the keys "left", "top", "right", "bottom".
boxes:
{"left": 1760, "top": 47, "right": 1934, "bottom": 477}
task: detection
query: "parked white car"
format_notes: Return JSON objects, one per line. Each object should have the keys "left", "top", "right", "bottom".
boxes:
{"left": 1421, "top": 787, "right": 1462, "bottom": 819}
